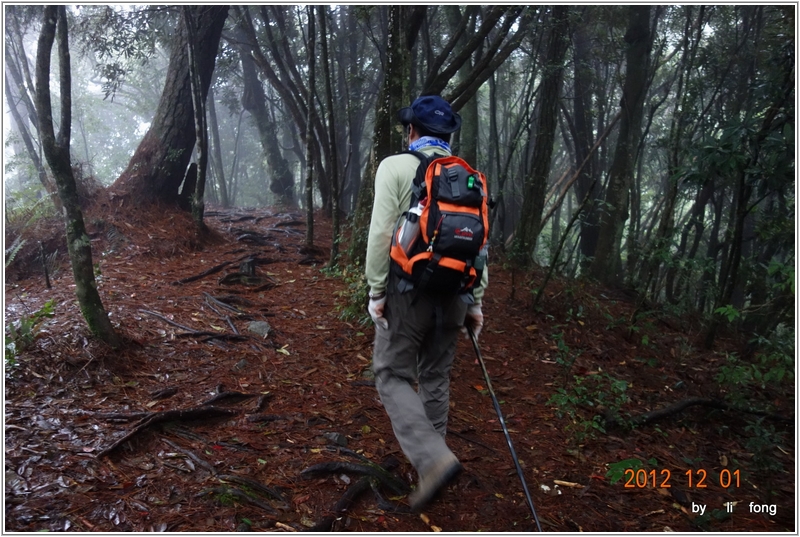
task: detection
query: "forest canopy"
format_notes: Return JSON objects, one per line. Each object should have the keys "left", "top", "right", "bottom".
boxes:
{"left": 4, "top": 5, "right": 795, "bottom": 343}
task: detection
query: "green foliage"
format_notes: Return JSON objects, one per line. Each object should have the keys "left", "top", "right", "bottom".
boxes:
{"left": 328, "top": 263, "right": 370, "bottom": 326}
{"left": 714, "top": 304, "right": 741, "bottom": 323}
{"left": 715, "top": 324, "right": 792, "bottom": 480}
{"left": 767, "top": 259, "right": 794, "bottom": 294}
{"left": 5, "top": 237, "right": 27, "bottom": 269}
{"left": 716, "top": 325, "right": 794, "bottom": 398}
{"left": 5, "top": 186, "right": 58, "bottom": 229}
{"left": 551, "top": 331, "right": 580, "bottom": 384}
{"left": 743, "top": 420, "right": 786, "bottom": 474}
{"left": 547, "top": 372, "right": 631, "bottom": 443}
{"left": 605, "top": 457, "right": 658, "bottom": 484}
{"left": 5, "top": 300, "right": 56, "bottom": 368}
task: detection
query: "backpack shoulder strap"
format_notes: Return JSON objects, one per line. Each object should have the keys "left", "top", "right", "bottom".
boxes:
{"left": 402, "top": 150, "right": 446, "bottom": 202}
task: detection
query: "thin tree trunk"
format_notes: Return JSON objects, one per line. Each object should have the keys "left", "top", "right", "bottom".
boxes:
{"left": 184, "top": 7, "right": 209, "bottom": 231}
{"left": 207, "top": 86, "right": 229, "bottom": 207}
{"left": 512, "top": 6, "right": 570, "bottom": 266}
{"left": 4, "top": 77, "right": 61, "bottom": 211}
{"left": 35, "top": 6, "right": 120, "bottom": 348}
{"left": 304, "top": 5, "right": 316, "bottom": 249}
{"left": 319, "top": 7, "right": 341, "bottom": 267}
{"left": 589, "top": 6, "right": 654, "bottom": 285}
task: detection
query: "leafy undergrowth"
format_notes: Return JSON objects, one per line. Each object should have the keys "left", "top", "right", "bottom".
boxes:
{"left": 4, "top": 205, "right": 795, "bottom": 533}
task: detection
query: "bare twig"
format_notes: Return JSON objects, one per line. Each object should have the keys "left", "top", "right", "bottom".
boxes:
{"left": 139, "top": 309, "right": 196, "bottom": 332}
{"left": 161, "top": 437, "right": 218, "bottom": 474}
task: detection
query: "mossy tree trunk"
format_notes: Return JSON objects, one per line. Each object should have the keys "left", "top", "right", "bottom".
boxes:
{"left": 184, "top": 6, "right": 209, "bottom": 232}
{"left": 348, "top": 5, "right": 413, "bottom": 267}
{"left": 35, "top": 6, "right": 121, "bottom": 348}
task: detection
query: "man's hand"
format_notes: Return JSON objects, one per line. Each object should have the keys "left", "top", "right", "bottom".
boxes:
{"left": 368, "top": 295, "right": 388, "bottom": 329}
{"left": 463, "top": 304, "right": 484, "bottom": 340}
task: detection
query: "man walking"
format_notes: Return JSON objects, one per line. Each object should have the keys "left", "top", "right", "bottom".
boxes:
{"left": 365, "top": 95, "right": 487, "bottom": 511}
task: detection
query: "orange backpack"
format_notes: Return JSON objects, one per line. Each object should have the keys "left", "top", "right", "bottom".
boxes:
{"left": 390, "top": 151, "right": 489, "bottom": 295}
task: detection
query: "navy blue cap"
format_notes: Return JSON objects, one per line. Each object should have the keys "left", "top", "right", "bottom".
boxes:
{"left": 398, "top": 95, "right": 461, "bottom": 135}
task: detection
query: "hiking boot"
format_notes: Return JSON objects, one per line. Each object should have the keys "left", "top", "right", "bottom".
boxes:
{"left": 409, "top": 454, "right": 463, "bottom": 512}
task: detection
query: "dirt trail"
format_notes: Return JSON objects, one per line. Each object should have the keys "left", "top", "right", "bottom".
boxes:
{"left": 4, "top": 207, "right": 794, "bottom": 532}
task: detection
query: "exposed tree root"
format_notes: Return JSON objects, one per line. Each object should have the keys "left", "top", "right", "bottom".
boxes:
{"left": 306, "top": 477, "right": 372, "bottom": 532}
{"left": 301, "top": 459, "right": 409, "bottom": 496}
{"left": 96, "top": 405, "right": 238, "bottom": 458}
{"left": 246, "top": 414, "right": 289, "bottom": 423}
{"left": 218, "top": 272, "right": 273, "bottom": 286}
{"left": 150, "top": 387, "right": 178, "bottom": 400}
{"left": 217, "top": 474, "right": 288, "bottom": 505}
{"left": 203, "top": 291, "right": 245, "bottom": 313}
{"left": 175, "top": 331, "right": 247, "bottom": 342}
{"left": 251, "top": 393, "right": 272, "bottom": 413}
{"left": 304, "top": 457, "right": 406, "bottom": 532}
{"left": 605, "top": 396, "right": 793, "bottom": 429}
{"left": 196, "top": 485, "right": 278, "bottom": 514}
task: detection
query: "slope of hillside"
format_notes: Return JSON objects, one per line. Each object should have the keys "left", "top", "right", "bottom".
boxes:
{"left": 4, "top": 206, "right": 795, "bottom": 532}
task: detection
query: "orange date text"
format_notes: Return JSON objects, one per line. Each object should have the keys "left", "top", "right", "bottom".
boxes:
{"left": 623, "top": 468, "right": 740, "bottom": 489}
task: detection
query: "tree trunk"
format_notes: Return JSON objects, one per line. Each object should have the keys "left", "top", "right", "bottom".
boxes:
{"left": 348, "top": 5, "right": 412, "bottom": 267}
{"left": 304, "top": 5, "right": 316, "bottom": 249}
{"left": 6, "top": 8, "right": 62, "bottom": 211}
{"left": 320, "top": 7, "right": 341, "bottom": 267}
{"left": 183, "top": 6, "right": 209, "bottom": 231}
{"left": 236, "top": 20, "right": 295, "bottom": 207}
{"left": 640, "top": 6, "right": 703, "bottom": 297}
{"left": 512, "top": 6, "right": 569, "bottom": 267}
{"left": 35, "top": 6, "right": 121, "bottom": 348}
{"left": 4, "top": 77, "right": 61, "bottom": 211}
{"left": 112, "top": 6, "right": 228, "bottom": 206}
{"left": 589, "top": 6, "right": 653, "bottom": 285}
{"left": 261, "top": 6, "right": 331, "bottom": 210}
{"left": 445, "top": 6, "right": 479, "bottom": 164}
{"left": 207, "top": 86, "right": 229, "bottom": 208}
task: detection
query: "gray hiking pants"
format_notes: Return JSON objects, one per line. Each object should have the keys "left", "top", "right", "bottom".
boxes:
{"left": 372, "top": 282, "right": 467, "bottom": 474}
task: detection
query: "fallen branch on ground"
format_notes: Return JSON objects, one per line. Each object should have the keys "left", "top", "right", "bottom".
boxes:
{"left": 172, "top": 261, "right": 235, "bottom": 285}
{"left": 201, "top": 390, "right": 258, "bottom": 406}
{"left": 449, "top": 430, "right": 498, "bottom": 453}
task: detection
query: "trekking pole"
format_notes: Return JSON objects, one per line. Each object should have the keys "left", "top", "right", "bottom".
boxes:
{"left": 467, "top": 325, "right": 543, "bottom": 532}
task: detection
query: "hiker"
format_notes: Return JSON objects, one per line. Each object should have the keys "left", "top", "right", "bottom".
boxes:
{"left": 365, "top": 95, "right": 488, "bottom": 512}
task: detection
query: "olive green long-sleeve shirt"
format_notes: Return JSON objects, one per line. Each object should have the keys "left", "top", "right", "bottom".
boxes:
{"left": 364, "top": 146, "right": 488, "bottom": 304}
